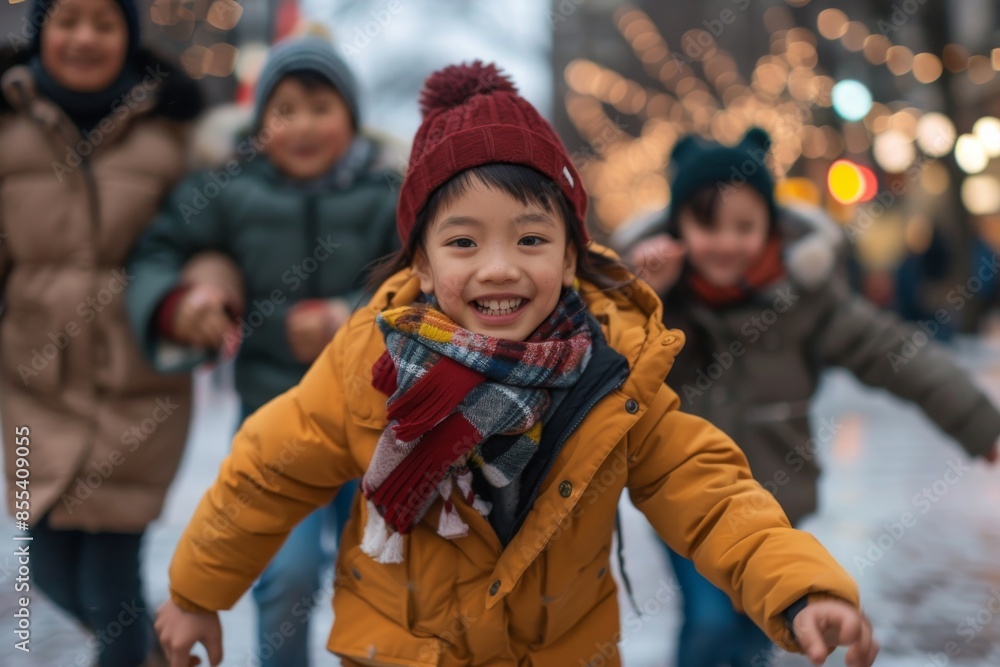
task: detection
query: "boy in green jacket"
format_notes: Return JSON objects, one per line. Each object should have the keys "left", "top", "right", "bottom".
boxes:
{"left": 126, "top": 36, "right": 398, "bottom": 667}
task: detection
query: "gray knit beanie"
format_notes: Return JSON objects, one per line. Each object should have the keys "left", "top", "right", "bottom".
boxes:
{"left": 253, "top": 36, "right": 360, "bottom": 130}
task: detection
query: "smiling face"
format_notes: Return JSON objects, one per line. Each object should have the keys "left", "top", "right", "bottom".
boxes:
{"left": 412, "top": 175, "right": 578, "bottom": 341}
{"left": 260, "top": 75, "right": 355, "bottom": 181}
{"left": 678, "top": 185, "right": 771, "bottom": 288}
{"left": 41, "top": 0, "right": 128, "bottom": 93}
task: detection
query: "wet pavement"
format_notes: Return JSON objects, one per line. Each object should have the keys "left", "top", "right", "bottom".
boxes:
{"left": 3, "top": 335, "right": 1000, "bottom": 666}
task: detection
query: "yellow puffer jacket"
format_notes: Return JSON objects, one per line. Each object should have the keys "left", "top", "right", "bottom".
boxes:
{"left": 168, "top": 258, "right": 859, "bottom": 666}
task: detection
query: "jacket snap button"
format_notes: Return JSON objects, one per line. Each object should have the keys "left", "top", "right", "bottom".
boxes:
{"left": 625, "top": 398, "right": 639, "bottom": 414}
{"left": 352, "top": 568, "right": 361, "bottom": 580}
{"left": 559, "top": 480, "right": 573, "bottom": 498}
{"left": 489, "top": 580, "right": 501, "bottom": 595}
{"left": 662, "top": 335, "right": 675, "bottom": 345}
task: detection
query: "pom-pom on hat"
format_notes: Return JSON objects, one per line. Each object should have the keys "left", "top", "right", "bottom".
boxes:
{"left": 668, "top": 127, "right": 777, "bottom": 226}
{"left": 397, "top": 61, "right": 589, "bottom": 246}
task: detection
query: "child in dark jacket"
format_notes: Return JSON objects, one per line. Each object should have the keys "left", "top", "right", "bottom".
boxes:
{"left": 126, "top": 36, "right": 399, "bottom": 667}
{"left": 627, "top": 128, "right": 1000, "bottom": 667}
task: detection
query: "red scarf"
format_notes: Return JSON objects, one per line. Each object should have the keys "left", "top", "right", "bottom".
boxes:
{"left": 686, "top": 236, "right": 785, "bottom": 307}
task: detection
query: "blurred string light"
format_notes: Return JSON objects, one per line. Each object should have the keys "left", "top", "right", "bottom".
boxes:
{"left": 873, "top": 130, "right": 916, "bottom": 173}
{"left": 972, "top": 117, "right": 1000, "bottom": 158}
{"left": 920, "top": 161, "right": 950, "bottom": 196}
{"left": 962, "top": 175, "right": 1000, "bottom": 215}
{"left": 955, "top": 134, "right": 990, "bottom": 174}
{"left": 810, "top": 3, "right": 998, "bottom": 84}
{"left": 573, "top": 3, "right": 996, "bottom": 229}
{"left": 915, "top": 112, "right": 956, "bottom": 157}
{"left": 831, "top": 80, "right": 872, "bottom": 121}
{"left": 150, "top": 0, "right": 245, "bottom": 79}
{"left": 573, "top": 5, "right": 837, "bottom": 228}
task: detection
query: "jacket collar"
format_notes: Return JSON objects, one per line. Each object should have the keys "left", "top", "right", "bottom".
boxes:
{"left": 1, "top": 48, "right": 203, "bottom": 159}
{"left": 341, "top": 244, "right": 678, "bottom": 429}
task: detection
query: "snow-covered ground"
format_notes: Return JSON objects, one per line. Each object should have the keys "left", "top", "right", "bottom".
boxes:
{"left": 4, "top": 335, "right": 1000, "bottom": 665}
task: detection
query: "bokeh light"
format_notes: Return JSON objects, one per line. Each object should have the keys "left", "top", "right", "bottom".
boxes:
{"left": 955, "top": 134, "right": 990, "bottom": 174}
{"left": 962, "top": 175, "right": 1000, "bottom": 215}
{"left": 831, "top": 80, "right": 872, "bottom": 121}
{"left": 916, "top": 112, "right": 956, "bottom": 157}
{"left": 873, "top": 130, "right": 916, "bottom": 173}
{"left": 972, "top": 117, "right": 1000, "bottom": 158}
{"left": 828, "top": 159, "right": 876, "bottom": 204}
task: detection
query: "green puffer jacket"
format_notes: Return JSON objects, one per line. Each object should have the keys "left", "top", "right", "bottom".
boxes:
{"left": 126, "top": 137, "right": 400, "bottom": 410}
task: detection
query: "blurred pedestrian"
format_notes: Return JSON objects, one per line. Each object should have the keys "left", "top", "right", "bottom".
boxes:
{"left": 0, "top": 0, "right": 205, "bottom": 665}
{"left": 154, "top": 62, "right": 877, "bottom": 667}
{"left": 625, "top": 127, "right": 1000, "bottom": 667}
{"left": 126, "top": 36, "right": 400, "bottom": 667}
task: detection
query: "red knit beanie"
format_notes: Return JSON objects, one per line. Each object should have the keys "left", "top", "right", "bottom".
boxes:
{"left": 397, "top": 61, "right": 589, "bottom": 246}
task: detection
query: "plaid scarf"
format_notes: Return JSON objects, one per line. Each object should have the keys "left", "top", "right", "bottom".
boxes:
{"left": 361, "top": 289, "right": 593, "bottom": 563}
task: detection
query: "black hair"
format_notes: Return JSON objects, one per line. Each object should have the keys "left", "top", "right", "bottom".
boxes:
{"left": 365, "top": 163, "right": 633, "bottom": 295}
{"left": 666, "top": 185, "right": 777, "bottom": 238}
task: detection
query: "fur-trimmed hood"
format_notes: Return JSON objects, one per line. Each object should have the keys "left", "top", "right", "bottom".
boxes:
{"left": 611, "top": 202, "right": 848, "bottom": 293}
{"left": 0, "top": 46, "right": 203, "bottom": 122}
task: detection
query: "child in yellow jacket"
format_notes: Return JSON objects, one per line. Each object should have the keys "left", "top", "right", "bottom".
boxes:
{"left": 154, "top": 62, "right": 878, "bottom": 667}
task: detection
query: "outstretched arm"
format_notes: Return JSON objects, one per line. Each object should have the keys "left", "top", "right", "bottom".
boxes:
{"left": 627, "top": 384, "right": 871, "bottom": 659}
{"left": 817, "top": 284, "right": 1000, "bottom": 460}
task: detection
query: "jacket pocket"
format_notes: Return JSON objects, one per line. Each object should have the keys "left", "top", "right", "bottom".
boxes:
{"left": 333, "top": 542, "right": 443, "bottom": 666}
{"left": 1, "top": 309, "right": 64, "bottom": 395}
{"left": 339, "top": 504, "right": 412, "bottom": 630}
{"left": 541, "top": 544, "right": 611, "bottom": 645}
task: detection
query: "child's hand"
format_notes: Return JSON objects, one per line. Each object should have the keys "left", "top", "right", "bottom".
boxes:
{"left": 792, "top": 599, "right": 879, "bottom": 666}
{"left": 155, "top": 599, "right": 223, "bottom": 667}
{"left": 173, "top": 284, "right": 234, "bottom": 350}
{"left": 286, "top": 298, "right": 350, "bottom": 363}
{"left": 626, "top": 233, "right": 686, "bottom": 295}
